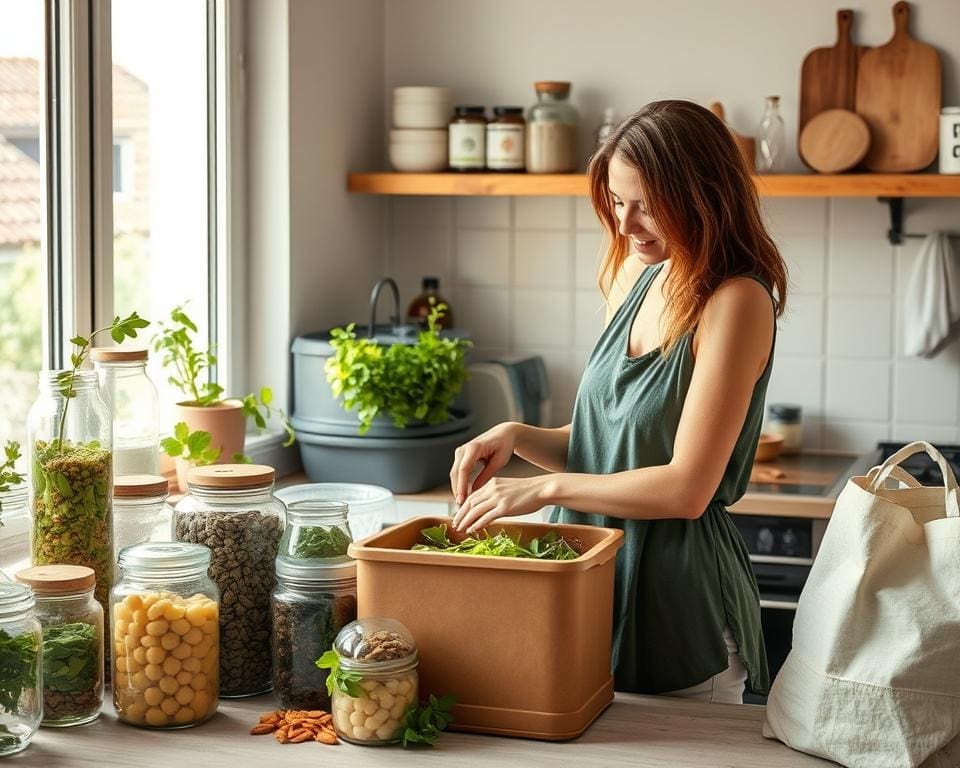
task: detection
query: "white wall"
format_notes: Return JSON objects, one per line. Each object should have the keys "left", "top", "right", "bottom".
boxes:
{"left": 379, "top": 0, "right": 960, "bottom": 451}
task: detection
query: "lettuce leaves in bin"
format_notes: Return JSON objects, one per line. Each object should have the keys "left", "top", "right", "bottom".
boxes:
{"left": 412, "top": 524, "right": 579, "bottom": 560}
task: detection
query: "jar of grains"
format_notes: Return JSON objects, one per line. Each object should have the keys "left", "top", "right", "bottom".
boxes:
{"left": 330, "top": 618, "right": 419, "bottom": 745}
{"left": 525, "top": 80, "right": 580, "bottom": 173}
{"left": 112, "top": 542, "right": 219, "bottom": 728}
{"left": 272, "top": 501, "right": 357, "bottom": 710}
{"left": 15, "top": 565, "right": 103, "bottom": 726}
{"left": 174, "top": 465, "right": 284, "bottom": 697}
{"left": 0, "top": 583, "right": 41, "bottom": 755}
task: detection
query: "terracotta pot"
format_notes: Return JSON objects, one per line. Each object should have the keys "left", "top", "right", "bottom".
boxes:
{"left": 173, "top": 399, "right": 246, "bottom": 491}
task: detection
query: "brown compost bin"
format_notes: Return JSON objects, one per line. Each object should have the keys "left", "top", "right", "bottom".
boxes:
{"left": 348, "top": 516, "right": 625, "bottom": 740}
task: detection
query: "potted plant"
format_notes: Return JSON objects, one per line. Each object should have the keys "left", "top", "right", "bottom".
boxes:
{"left": 152, "top": 306, "right": 293, "bottom": 489}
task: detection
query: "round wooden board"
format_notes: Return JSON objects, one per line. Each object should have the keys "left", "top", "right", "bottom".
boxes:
{"left": 798, "top": 108, "right": 871, "bottom": 173}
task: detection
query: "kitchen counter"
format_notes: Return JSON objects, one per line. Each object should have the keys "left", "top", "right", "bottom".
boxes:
{"left": 392, "top": 451, "right": 859, "bottom": 520}
{"left": 26, "top": 693, "right": 834, "bottom": 767}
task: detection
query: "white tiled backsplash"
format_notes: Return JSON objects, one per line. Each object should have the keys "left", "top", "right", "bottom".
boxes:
{"left": 385, "top": 195, "right": 960, "bottom": 452}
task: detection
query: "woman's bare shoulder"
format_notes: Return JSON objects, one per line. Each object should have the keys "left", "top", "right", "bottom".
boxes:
{"left": 603, "top": 258, "right": 646, "bottom": 322}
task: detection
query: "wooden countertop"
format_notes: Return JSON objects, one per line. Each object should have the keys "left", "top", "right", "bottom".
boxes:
{"left": 26, "top": 693, "right": 834, "bottom": 767}
{"left": 391, "top": 452, "right": 859, "bottom": 520}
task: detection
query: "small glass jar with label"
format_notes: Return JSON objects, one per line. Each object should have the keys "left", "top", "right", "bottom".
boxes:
{"left": 330, "top": 617, "right": 419, "bottom": 746}
{"left": 15, "top": 565, "right": 103, "bottom": 727}
{"left": 486, "top": 106, "right": 525, "bottom": 171}
{"left": 767, "top": 403, "right": 802, "bottom": 454}
{"left": 448, "top": 106, "right": 487, "bottom": 171}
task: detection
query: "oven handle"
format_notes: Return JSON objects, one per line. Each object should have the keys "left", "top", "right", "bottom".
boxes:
{"left": 760, "top": 598, "right": 799, "bottom": 610}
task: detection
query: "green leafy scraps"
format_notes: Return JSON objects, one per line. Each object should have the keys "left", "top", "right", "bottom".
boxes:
{"left": 316, "top": 649, "right": 363, "bottom": 698}
{"left": 413, "top": 524, "right": 580, "bottom": 560}
{"left": 398, "top": 693, "right": 456, "bottom": 748}
{"left": 324, "top": 302, "right": 471, "bottom": 435}
{"left": 0, "top": 628, "right": 38, "bottom": 713}
{"left": 0, "top": 441, "right": 25, "bottom": 523}
{"left": 42, "top": 622, "right": 98, "bottom": 694}
{"left": 292, "top": 526, "right": 352, "bottom": 559}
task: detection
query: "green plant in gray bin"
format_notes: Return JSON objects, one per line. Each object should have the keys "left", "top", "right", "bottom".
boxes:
{"left": 32, "top": 313, "right": 149, "bottom": 608}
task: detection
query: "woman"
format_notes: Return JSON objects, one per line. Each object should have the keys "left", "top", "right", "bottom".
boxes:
{"left": 449, "top": 100, "right": 787, "bottom": 704}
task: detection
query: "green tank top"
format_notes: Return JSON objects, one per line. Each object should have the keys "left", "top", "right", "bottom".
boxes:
{"left": 551, "top": 263, "right": 772, "bottom": 695}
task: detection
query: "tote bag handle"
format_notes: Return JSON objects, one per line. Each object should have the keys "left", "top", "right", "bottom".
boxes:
{"left": 868, "top": 441, "right": 960, "bottom": 518}
{"left": 866, "top": 464, "right": 923, "bottom": 488}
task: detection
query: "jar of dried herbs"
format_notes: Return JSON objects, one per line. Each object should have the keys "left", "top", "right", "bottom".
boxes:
{"left": 14, "top": 565, "right": 103, "bottom": 727}
{"left": 272, "top": 500, "right": 357, "bottom": 710}
{"left": 0, "top": 582, "right": 41, "bottom": 755}
{"left": 174, "top": 465, "right": 284, "bottom": 697}
{"left": 330, "top": 618, "right": 419, "bottom": 745}
{"left": 26, "top": 371, "right": 113, "bottom": 615}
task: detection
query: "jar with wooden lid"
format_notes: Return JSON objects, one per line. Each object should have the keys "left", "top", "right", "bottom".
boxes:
{"left": 486, "top": 106, "right": 525, "bottom": 171}
{"left": 15, "top": 564, "right": 103, "bottom": 727}
{"left": 111, "top": 542, "right": 219, "bottom": 728}
{"left": 91, "top": 348, "right": 160, "bottom": 477}
{"left": 113, "top": 475, "right": 173, "bottom": 569}
{"left": 174, "top": 464, "right": 285, "bottom": 697}
{"left": 448, "top": 106, "right": 487, "bottom": 171}
{"left": 526, "top": 81, "right": 579, "bottom": 173}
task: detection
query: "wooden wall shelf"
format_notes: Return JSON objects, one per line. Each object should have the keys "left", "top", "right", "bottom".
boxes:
{"left": 347, "top": 172, "right": 960, "bottom": 198}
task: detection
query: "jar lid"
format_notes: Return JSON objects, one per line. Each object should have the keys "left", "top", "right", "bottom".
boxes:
{"left": 393, "top": 85, "right": 452, "bottom": 101}
{"left": 275, "top": 556, "right": 357, "bottom": 585}
{"left": 534, "top": 81, "right": 571, "bottom": 95}
{"left": 114, "top": 474, "right": 169, "bottom": 499}
{"left": 0, "top": 582, "right": 34, "bottom": 614}
{"left": 453, "top": 105, "right": 485, "bottom": 116}
{"left": 186, "top": 464, "right": 276, "bottom": 489}
{"left": 768, "top": 403, "right": 802, "bottom": 421}
{"left": 493, "top": 106, "right": 524, "bottom": 116}
{"left": 943, "top": 107, "right": 960, "bottom": 115}
{"left": 119, "top": 541, "right": 211, "bottom": 572}
{"left": 15, "top": 565, "right": 95, "bottom": 594}
{"left": 334, "top": 618, "right": 418, "bottom": 672}
{"left": 90, "top": 347, "right": 148, "bottom": 362}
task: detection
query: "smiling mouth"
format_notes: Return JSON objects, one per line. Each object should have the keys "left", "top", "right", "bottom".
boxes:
{"left": 632, "top": 238, "right": 657, "bottom": 248}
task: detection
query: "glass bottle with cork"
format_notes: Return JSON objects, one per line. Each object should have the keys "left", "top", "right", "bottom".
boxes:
{"left": 526, "top": 81, "right": 580, "bottom": 173}
{"left": 406, "top": 276, "right": 454, "bottom": 330}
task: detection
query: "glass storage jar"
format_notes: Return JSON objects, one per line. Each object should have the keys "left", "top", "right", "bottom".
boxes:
{"left": 0, "top": 483, "right": 28, "bottom": 580}
{"left": 112, "top": 542, "right": 219, "bottom": 728}
{"left": 113, "top": 475, "right": 173, "bottom": 571}
{"left": 767, "top": 403, "right": 803, "bottom": 454}
{"left": 526, "top": 81, "right": 579, "bottom": 173}
{"left": 27, "top": 370, "right": 113, "bottom": 613}
{"left": 15, "top": 565, "right": 103, "bottom": 726}
{"left": 448, "top": 105, "right": 487, "bottom": 171}
{"left": 92, "top": 348, "right": 160, "bottom": 476}
{"left": 0, "top": 582, "right": 41, "bottom": 755}
{"left": 174, "top": 464, "right": 284, "bottom": 697}
{"left": 330, "top": 618, "right": 418, "bottom": 745}
{"left": 272, "top": 503, "right": 357, "bottom": 709}
{"left": 486, "top": 106, "right": 525, "bottom": 171}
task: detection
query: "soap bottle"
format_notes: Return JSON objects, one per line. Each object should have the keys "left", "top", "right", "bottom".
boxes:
{"left": 406, "top": 276, "right": 454, "bottom": 330}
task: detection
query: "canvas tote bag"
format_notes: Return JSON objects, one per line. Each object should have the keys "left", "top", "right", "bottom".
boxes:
{"left": 763, "top": 441, "right": 960, "bottom": 768}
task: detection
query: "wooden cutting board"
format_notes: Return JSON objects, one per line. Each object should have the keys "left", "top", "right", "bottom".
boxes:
{"left": 798, "top": 8, "right": 868, "bottom": 166}
{"left": 799, "top": 109, "right": 871, "bottom": 173}
{"left": 708, "top": 101, "right": 756, "bottom": 171}
{"left": 855, "top": 1, "right": 941, "bottom": 172}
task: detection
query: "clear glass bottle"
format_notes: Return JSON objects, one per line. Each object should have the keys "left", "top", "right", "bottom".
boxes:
{"left": 113, "top": 475, "right": 173, "bottom": 572}
{"left": 174, "top": 465, "right": 285, "bottom": 697}
{"left": 273, "top": 502, "right": 357, "bottom": 710}
{"left": 330, "top": 617, "right": 419, "bottom": 746}
{"left": 112, "top": 542, "right": 219, "bottom": 728}
{"left": 0, "top": 582, "right": 41, "bottom": 755}
{"left": 526, "top": 81, "right": 580, "bottom": 173}
{"left": 92, "top": 348, "right": 160, "bottom": 477}
{"left": 758, "top": 95, "right": 786, "bottom": 173}
{"left": 27, "top": 370, "right": 113, "bottom": 614}
{"left": 14, "top": 565, "right": 103, "bottom": 726}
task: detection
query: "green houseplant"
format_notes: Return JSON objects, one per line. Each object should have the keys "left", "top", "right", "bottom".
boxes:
{"left": 152, "top": 306, "right": 293, "bottom": 489}
{"left": 0, "top": 442, "right": 25, "bottom": 524}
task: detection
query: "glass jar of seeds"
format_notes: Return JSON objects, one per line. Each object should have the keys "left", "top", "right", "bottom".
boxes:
{"left": 14, "top": 565, "right": 103, "bottom": 727}
{"left": 330, "top": 618, "right": 419, "bottom": 746}
{"left": 174, "top": 465, "right": 284, "bottom": 697}
{"left": 112, "top": 542, "right": 220, "bottom": 728}
{"left": 272, "top": 500, "right": 357, "bottom": 710}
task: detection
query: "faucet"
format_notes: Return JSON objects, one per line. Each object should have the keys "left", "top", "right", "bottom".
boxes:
{"left": 367, "top": 277, "right": 401, "bottom": 338}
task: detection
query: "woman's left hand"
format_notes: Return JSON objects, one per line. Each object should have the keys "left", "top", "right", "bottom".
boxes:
{"left": 452, "top": 475, "right": 549, "bottom": 533}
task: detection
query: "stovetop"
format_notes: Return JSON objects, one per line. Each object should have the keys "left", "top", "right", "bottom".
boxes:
{"left": 875, "top": 441, "right": 960, "bottom": 487}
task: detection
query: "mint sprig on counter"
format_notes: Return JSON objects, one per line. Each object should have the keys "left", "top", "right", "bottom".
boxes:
{"left": 398, "top": 694, "right": 456, "bottom": 748}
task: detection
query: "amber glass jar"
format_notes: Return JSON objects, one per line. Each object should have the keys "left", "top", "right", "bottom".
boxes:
{"left": 448, "top": 106, "right": 487, "bottom": 171}
{"left": 486, "top": 106, "right": 525, "bottom": 171}
{"left": 406, "top": 276, "right": 453, "bottom": 330}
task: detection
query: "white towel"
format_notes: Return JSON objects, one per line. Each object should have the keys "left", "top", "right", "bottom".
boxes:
{"left": 904, "top": 232, "right": 960, "bottom": 358}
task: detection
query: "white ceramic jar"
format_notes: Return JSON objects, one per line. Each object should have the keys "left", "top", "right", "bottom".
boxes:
{"left": 940, "top": 107, "right": 960, "bottom": 174}
{"left": 392, "top": 86, "right": 452, "bottom": 130}
{"left": 389, "top": 129, "right": 448, "bottom": 172}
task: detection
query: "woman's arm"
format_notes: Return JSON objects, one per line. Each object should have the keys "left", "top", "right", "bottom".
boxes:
{"left": 452, "top": 277, "right": 774, "bottom": 531}
{"left": 513, "top": 423, "right": 571, "bottom": 472}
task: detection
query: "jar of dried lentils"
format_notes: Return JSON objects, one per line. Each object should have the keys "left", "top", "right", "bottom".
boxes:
{"left": 174, "top": 464, "right": 284, "bottom": 697}
{"left": 331, "top": 618, "right": 419, "bottom": 745}
{"left": 112, "top": 542, "right": 219, "bottom": 728}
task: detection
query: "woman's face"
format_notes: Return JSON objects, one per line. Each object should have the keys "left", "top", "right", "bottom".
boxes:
{"left": 608, "top": 153, "right": 667, "bottom": 266}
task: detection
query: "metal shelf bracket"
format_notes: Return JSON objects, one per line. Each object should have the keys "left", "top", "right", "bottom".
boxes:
{"left": 878, "top": 196, "right": 905, "bottom": 246}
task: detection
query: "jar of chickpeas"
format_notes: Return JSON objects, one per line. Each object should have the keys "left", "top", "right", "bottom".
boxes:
{"left": 330, "top": 618, "right": 419, "bottom": 745}
{"left": 111, "top": 542, "right": 219, "bottom": 728}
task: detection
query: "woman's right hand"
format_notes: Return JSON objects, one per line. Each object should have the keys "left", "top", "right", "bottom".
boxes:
{"left": 449, "top": 422, "right": 520, "bottom": 506}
